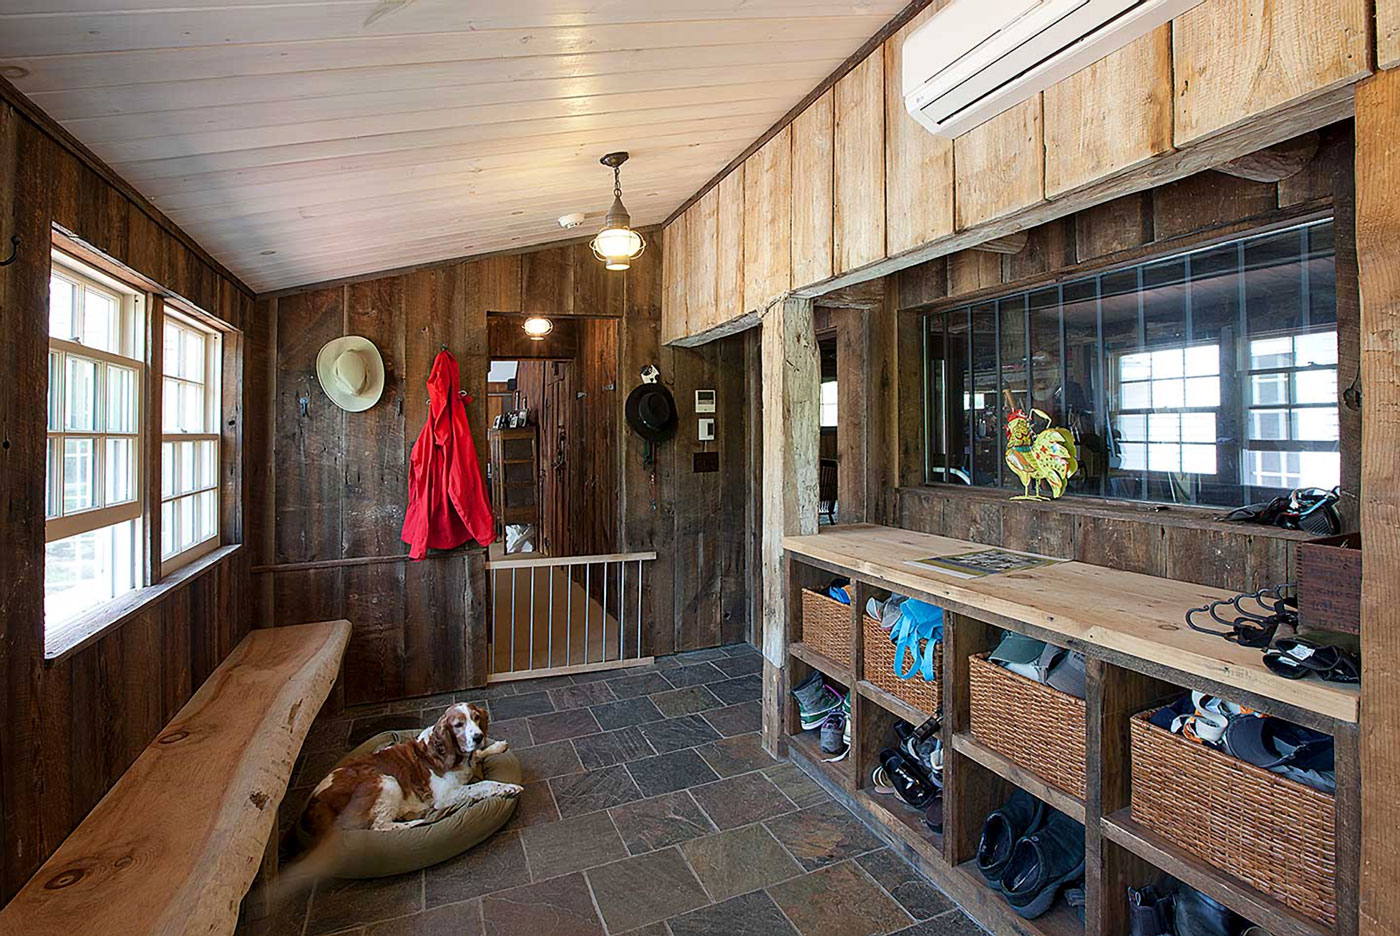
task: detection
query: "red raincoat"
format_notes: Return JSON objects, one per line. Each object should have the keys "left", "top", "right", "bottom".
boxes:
{"left": 401, "top": 351, "right": 496, "bottom": 559}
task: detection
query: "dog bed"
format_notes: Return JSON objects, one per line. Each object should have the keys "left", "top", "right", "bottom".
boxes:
{"left": 296, "top": 729, "right": 521, "bottom": 878}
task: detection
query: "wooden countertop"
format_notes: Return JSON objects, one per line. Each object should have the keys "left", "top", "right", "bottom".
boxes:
{"left": 784, "top": 525, "right": 1358, "bottom": 724}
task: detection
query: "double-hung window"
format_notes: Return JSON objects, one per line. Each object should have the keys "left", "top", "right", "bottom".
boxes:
{"left": 45, "top": 252, "right": 146, "bottom": 628}
{"left": 161, "top": 309, "right": 222, "bottom": 572}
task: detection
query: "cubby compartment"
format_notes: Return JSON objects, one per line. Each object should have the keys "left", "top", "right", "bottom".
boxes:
{"left": 784, "top": 652, "right": 855, "bottom": 790}
{"left": 861, "top": 601, "right": 941, "bottom": 716}
{"left": 853, "top": 694, "right": 944, "bottom": 864}
{"left": 968, "top": 650, "right": 1087, "bottom": 801}
{"left": 789, "top": 562, "right": 854, "bottom": 673}
{"left": 1129, "top": 706, "right": 1338, "bottom": 927}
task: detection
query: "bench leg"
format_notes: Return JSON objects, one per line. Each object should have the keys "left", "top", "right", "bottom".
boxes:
{"left": 238, "top": 827, "right": 280, "bottom": 932}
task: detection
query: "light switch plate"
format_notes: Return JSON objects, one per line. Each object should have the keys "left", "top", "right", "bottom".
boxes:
{"left": 698, "top": 417, "right": 716, "bottom": 441}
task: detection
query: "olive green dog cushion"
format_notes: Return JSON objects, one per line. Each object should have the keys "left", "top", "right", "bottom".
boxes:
{"left": 298, "top": 729, "right": 521, "bottom": 879}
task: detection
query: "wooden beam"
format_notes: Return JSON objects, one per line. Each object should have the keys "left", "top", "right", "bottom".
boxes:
{"left": 1354, "top": 67, "right": 1400, "bottom": 936}
{"left": 759, "top": 296, "right": 819, "bottom": 754}
{"left": 1216, "top": 132, "right": 1321, "bottom": 182}
{"left": 968, "top": 232, "right": 1029, "bottom": 255}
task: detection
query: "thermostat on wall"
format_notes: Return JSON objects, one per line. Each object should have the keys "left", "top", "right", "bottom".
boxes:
{"left": 695, "top": 389, "right": 716, "bottom": 414}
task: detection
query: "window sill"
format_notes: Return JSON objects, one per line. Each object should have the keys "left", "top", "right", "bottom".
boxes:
{"left": 45, "top": 543, "right": 243, "bottom": 665}
{"left": 897, "top": 484, "right": 1320, "bottom": 541}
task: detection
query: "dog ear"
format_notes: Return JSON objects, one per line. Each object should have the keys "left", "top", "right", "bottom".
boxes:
{"left": 427, "top": 711, "right": 462, "bottom": 768}
{"left": 466, "top": 703, "right": 490, "bottom": 739}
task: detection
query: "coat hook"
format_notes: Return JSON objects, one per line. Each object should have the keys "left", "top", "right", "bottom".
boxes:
{"left": 0, "top": 235, "right": 18, "bottom": 268}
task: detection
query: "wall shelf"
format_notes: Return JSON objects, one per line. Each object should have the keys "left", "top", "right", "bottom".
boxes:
{"left": 782, "top": 526, "right": 1359, "bottom": 936}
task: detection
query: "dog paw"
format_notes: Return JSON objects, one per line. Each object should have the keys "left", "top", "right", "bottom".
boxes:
{"left": 481, "top": 740, "right": 509, "bottom": 756}
{"left": 498, "top": 783, "right": 524, "bottom": 798}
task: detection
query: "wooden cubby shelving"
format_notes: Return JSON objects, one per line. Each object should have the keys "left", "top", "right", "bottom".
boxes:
{"left": 781, "top": 525, "right": 1360, "bottom": 936}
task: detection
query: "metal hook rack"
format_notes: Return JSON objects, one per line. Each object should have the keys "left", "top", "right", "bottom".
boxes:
{"left": 0, "top": 235, "right": 19, "bottom": 268}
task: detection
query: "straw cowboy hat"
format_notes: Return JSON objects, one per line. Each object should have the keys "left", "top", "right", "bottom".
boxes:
{"left": 316, "top": 336, "right": 385, "bottom": 412}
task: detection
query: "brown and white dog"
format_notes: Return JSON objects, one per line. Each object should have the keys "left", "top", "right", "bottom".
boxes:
{"left": 298, "top": 702, "right": 522, "bottom": 842}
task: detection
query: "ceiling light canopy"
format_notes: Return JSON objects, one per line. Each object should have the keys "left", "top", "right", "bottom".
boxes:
{"left": 590, "top": 152, "right": 646, "bottom": 272}
{"left": 522, "top": 316, "right": 553, "bottom": 340}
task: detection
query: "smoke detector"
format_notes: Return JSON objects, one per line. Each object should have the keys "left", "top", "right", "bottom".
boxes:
{"left": 558, "top": 212, "right": 586, "bottom": 229}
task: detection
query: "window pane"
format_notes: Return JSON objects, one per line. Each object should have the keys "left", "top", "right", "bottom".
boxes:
{"left": 182, "top": 382, "right": 206, "bottom": 432}
{"left": 50, "top": 275, "right": 78, "bottom": 340}
{"left": 106, "top": 365, "right": 138, "bottom": 434}
{"left": 1250, "top": 336, "right": 1293, "bottom": 369}
{"left": 1181, "top": 444, "right": 1217, "bottom": 475}
{"left": 1292, "top": 408, "right": 1339, "bottom": 441}
{"left": 105, "top": 437, "right": 136, "bottom": 504}
{"left": 183, "top": 329, "right": 205, "bottom": 381}
{"left": 63, "top": 438, "right": 96, "bottom": 513}
{"left": 1184, "top": 376, "right": 1220, "bottom": 408}
{"left": 45, "top": 519, "right": 140, "bottom": 628}
{"left": 1294, "top": 369, "right": 1337, "bottom": 405}
{"left": 164, "top": 377, "right": 180, "bottom": 432}
{"left": 1181, "top": 413, "right": 1216, "bottom": 444}
{"left": 1249, "top": 410, "right": 1289, "bottom": 440}
{"left": 175, "top": 441, "right": 195, "bottom": 495}
{"left": 1251, "top": 373, "right": 1289, "bottom": 406}
{"left": 180, "top": 492, "right": 196, "bottom": 550}
{"left": 162, "top": 500, "right": 174, "bottom": 559}
{"left": 161, "top": 442, "right": 174, "bottom": 498}
{"left": 198, "top": 490, "right": 218, "bottom": 540}
{"left": 164, "top": 322, "right": 182, "bottom": 378}
{"left": 1294, "top": 331, "right": 1337, "bottom": 367}
{"left": 46, "top": 439, "right": 61, "bottom": 519}
{"left": 48, "top": 352, "right": 62, "bottom": 431}
{"left": 65, "top": 356, "right": 98, "bottom": 431}
{"left": 81, "top": 289, "right": 119, "bottom": 353}
{"left": 197, "top": 440, "right": 218, "bottom": 489}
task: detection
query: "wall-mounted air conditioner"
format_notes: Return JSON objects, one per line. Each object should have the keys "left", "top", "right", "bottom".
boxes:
{"left": 902, "top": 0, "right": 1204, "bottom": 138}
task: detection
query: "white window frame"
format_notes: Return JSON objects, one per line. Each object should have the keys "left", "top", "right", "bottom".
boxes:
{"left": 160, "top": 306, "right": 223, "bottom": 575}
{"left": 46, "top": 254, "right": 146, "bottom": 545}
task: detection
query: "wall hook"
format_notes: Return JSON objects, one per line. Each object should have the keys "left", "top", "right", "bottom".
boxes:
{"left": 0, "top": 235, "right": 18, "bottom": 268}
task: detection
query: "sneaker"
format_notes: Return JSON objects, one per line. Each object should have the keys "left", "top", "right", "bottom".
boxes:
{"left": 1001, "top": 811, "right": 1087, "bottom": 919}
{"left": 820, "top": 711, "right": 847, "bottom": 754}
{"left": 976, "top": 789, "right": 1046, "bottom": 890}
{"left": 791, "top": 672, "right": 842, "bottom": 730}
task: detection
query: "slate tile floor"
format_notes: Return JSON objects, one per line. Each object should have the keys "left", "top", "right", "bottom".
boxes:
{"left": 276, "top": 643, "right": 986, "bottom": 936}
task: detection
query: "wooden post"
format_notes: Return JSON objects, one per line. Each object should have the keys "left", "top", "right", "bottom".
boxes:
{"left": 759, "top": 295, "right": 819, "bottom": 755}
{"left": 1355, "top": 67, "right": 1400, "bottom": 936}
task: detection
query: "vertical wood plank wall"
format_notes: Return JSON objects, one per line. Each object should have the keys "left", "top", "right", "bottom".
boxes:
{"left": 251, "top": 238, "right": 753, "bottom": 703}
{"left": 1354, "top": 67, "right": 1400, "bottom": 936}
{"left": 0, "top": 95, "right": 255, "bottom": 902}
{"left": 661, "top": 0, "right": 1373, "bottom": 346}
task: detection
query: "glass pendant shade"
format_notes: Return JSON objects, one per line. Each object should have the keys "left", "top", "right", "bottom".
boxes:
{"left": 591, "top": 155, "right": 646, "bottom": 271}
{"left": 522, "top": 316, "right": 553, "bottom": 340}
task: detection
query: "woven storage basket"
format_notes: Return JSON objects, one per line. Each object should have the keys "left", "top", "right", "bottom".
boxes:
{"left": 1130, "top": 709, "right": 1336, "bottom": 926}
{"left": 799, "top": 588, "right": 852, "bottom": 668}
{"left": 968, "top": 652, "right": 1087, "bottom": 800}
{"left": 862, "top": 614, "right": 941, "bottom": 715}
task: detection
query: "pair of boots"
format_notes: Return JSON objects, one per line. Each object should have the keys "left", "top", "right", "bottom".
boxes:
{"left": 790, "top": 672, "right": 849, "bottom": 756}
{"left": 976, "top": 789, "right": 1085, "bottom": 919}
{"left": 1129, "top": 882, "right": 1259, "bottom": 936}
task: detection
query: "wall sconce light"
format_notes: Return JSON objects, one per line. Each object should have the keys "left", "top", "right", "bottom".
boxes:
{"left": 522, "top": 317, "right": 553, "bottom": 341}
{"left": 590, "top": 152, "right": 646, "bottom": 271}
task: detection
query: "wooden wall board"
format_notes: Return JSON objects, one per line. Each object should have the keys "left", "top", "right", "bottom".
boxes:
{"left": 487, "top": 314, "right": 580, "bottom": 359}
{"left": 790, "top": 89, "right": 835, "bottom": 288}
{"left": 687, "top": 187, "right": 720, "bottom": 337}
{"left": 1382, "top": 0, "right": 1400, "bottom": 70}
{"left": 1075, "top": 191, "right": 1156, "bottom": 262}
{"left": 947, "top": 248, "right": 1001, "bottom": 296}
{"left": 1151, "top": 170, "right": 1278, "bottom": 241}
{"left": 716, "top": 166, "right": 746, "bottom": 326}
{"left": 953, "top": 95, "right": 1045, "bottom": 231}
{"left": 834, "top": 51, "right": 886, "bottom": 274}
{"left": 662, "top": 215, "right": 688, "bottom": 343}
{"left": 896, "top": 256, "right": 948, "bottom": 309}
{"left": 1044, "top": 27, "right": 1173, "bottom": 199}
{"left": 520, "top": 244, "right": 575, "bottom": 318}
{"left": 744, "top": 125, "right": 793, "bottom": 315}
{"left": 1000, "top": 215, "right": 1076, "bottom": 284}
{"left": 884, "top": 4, "right": 955, "bottom": 257}
{"left": 1355, "top": 67, "right": 1400, "bottom": 936}
{"left": 1172, "top": 0, "right": 1370, "bottom": 146}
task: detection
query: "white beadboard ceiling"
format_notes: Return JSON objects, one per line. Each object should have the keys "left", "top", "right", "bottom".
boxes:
{"left": 0, "top": 1, "right": 907, "bottom": 292}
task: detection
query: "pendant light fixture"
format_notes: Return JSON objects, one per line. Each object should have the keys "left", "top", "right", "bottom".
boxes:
{"left": 590, "top": 152, "right": 646, "bottom": 271}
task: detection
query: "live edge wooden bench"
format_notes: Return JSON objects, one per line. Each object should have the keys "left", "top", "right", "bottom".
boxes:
{"left": 0, "top": 620, "right": 351, "bottom": 936}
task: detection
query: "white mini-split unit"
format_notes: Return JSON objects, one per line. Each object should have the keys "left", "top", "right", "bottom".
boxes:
{"left": 902, "top": 0, "right": 1205, "bottom": 138}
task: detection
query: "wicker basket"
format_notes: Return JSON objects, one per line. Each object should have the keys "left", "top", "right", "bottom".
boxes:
{"left": 1130, "top": 709, "right": 1336, "bottom": 925}
{"left": 968, "top": 652, "right": 1087, "bottom": 800}
{"left": 799, "top": 588, "right": 852, "bottom": 668}
{"left": 862, "top": 614, "right": 941, "bottom": 715}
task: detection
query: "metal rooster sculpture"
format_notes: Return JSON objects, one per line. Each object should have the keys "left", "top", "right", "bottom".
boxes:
{"left": 1003, "top": 390, "right": 1079, "bottom": 500}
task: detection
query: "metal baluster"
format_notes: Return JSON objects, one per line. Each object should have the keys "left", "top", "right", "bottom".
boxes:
{"left": 584, "top": 563, "right": 591, "bottom": 666}
{"left": 510, "top": 568, "right": 517, "bottom": 674}
{"left": 602, "top": 561, "right": 610, "bottom": 662}
{"left": 636, "top": 559, "right": 643, "bottom": 662}
{"left": 566, "top": 562, "right": 573, "bottom": 666}
{"left": 620, "top": 561, "right": 627, "bottom": 662}
{"left": 528, "top": 566, "right": 535, "bottom": 671}
{"left": 547, "top": 561, "right": 554, "bottom": 669}
{"left": 490, "top": 567, "right": 497, "bottom": 674}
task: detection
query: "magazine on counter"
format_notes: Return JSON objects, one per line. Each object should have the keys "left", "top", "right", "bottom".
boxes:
{"left": 903, "top": 547, "right": 1066, "bottom": 579}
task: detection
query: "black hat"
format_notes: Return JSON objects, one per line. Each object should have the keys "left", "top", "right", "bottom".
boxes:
{"left": 625, "top": 382, "right": 677, "bottom": 443}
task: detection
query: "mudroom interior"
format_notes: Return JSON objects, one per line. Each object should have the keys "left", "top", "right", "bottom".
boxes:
{"left": 0, "top": 2, "right": 1396, "bottom": 936}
